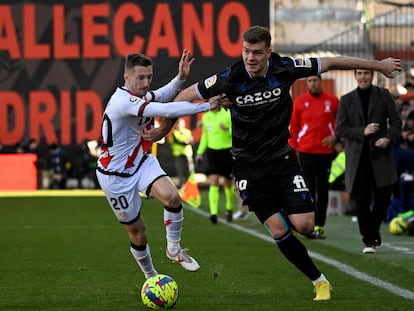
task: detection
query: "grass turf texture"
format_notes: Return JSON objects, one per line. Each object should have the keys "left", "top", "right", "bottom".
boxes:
{"left": 1, "top": 193, "right": 413, "bottom": 310}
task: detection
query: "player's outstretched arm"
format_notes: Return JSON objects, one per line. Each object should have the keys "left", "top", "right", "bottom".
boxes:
{"left": 141, "top": 94, "right": 223, "bottom": 142}
{"left": 320, "top": 56, "right": 402, "bottom": 78}
{"left": 142, "top": 84, "right": 200, "bottom": 142}
{"left": 174, "top": 83, "right": 200, "bottom": 101}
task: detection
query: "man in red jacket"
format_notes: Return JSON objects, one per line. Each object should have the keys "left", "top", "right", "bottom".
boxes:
{"left": 289, "top": 75, "right": 339, "bottom": 239}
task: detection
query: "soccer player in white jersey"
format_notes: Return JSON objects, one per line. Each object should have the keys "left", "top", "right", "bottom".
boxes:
{"left": 96, "top": 50, "right": 220, "bottom": 279}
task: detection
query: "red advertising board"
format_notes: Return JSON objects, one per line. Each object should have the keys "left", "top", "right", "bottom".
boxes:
{"left": 0, "top": 154, "right": 38, "bottom": 190}
{"left": 0, "top": 0, "right": 269, "bottom": 146}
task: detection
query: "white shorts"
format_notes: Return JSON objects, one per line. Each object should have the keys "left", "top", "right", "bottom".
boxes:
{"left": 96, "top": 154, "right": 166, "bottom": 224}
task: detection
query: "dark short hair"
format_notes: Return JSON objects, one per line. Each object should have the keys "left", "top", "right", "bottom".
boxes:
{"left": 242, "top": 25, "right": 271, "bottom": 48}
{"left": 354, "top": 69, "right": 374, "bottom": 75}
{"left": 125, "top": 53, "right": 153, "bottom": 71}
{"left": 307, "top": 74, "right": 322, "bottom": 80}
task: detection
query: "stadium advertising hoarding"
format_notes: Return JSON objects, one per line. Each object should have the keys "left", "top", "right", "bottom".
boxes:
{"left": 0, "top": 0, "right": 269, "bottom": 146}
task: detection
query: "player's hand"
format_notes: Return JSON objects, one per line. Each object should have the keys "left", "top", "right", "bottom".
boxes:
{"left": 177, "top": 49, "right": 195, "bottom": 80}
{"left": 208, "top": 95, "right": 221, "bottom": 110}
{"left": 142, "top": 118, "right": 177, "bottom": 142}
{"left": 219, "top": 94, "right": 232, "bottom": 110}
{"left": 208, "top": 94, "right": 232, "bottom": 110}
{"left": 379, "top": 57, "right": 402, "bottom": 78}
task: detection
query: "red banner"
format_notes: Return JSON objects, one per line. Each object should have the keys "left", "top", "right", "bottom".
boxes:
{"left": 0, "top": 0, "right": 269, "bottom": 146}
{"left": 0, "top": 154, "right": 38, "bottom": 190}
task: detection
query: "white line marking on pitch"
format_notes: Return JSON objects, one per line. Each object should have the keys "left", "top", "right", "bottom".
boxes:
{"left": 185, "top": 205, "right": 414, "bottom": 301}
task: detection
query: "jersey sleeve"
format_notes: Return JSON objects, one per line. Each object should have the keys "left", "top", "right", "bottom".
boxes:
{"left": 139, "top": 101, "right": 211, "bottom": 118}
{"left": 196, "top": 72, "right": 227, "bottom": 99}
{"left": 151, "top": 76, "right": 185, "bottom": 102}
{"left": 284, "top": 57, "right": 320, "bottom": 80}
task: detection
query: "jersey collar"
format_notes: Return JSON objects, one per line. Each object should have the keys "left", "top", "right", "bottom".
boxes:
{"left": 245, "top": 59, "right": 269, "bottom": 78}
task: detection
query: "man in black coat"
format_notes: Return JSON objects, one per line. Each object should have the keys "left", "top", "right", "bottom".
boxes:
{"left": 336, "top": 69, "right": 402, "bottom": 254}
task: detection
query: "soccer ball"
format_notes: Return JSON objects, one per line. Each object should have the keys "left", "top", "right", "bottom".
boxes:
{"left": 141, "top": 274, "right": 179, "bottom": 309}
{"left": 389, "top": 217, "right": 408, "bottom": 235}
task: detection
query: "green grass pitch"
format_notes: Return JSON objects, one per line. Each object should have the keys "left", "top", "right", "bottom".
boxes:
{"left": 0, "top": 191, "right": 413, "bottom": 310}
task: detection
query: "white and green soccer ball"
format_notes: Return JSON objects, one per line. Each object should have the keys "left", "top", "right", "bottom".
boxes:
{"left": 141, "top": 274, "right": 179, "bottom": 309}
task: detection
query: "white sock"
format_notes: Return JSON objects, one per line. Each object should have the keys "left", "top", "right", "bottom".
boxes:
{"left": 167, "top": 241, "right": 181, "bottom": 255}
{"left": 312, "top": 273, "right": 327, "bottom": 285}
{"left": 130, "top": 244, "right": 157, "bottom": 278}
{"left": 164, "top": 209, "right": 183, "bottom": 253}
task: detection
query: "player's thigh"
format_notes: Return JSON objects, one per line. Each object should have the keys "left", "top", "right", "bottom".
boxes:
{"left": 136, "top": 155, "right": 168, "bottom": 195}
{"left": 279, "top": 173, "right": 315, "bottom": 233}
{"left": 280, "top": 157, "right": 314, "bottom": 214}
{"left": 248, "top": 155, "right": 314, "bottom": 226}
{"left": 97, "top": 172, "right": 142, "bottom": 224}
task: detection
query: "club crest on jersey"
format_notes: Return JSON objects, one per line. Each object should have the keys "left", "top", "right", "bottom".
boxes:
{"left": 129, "top": 96, "right": 139, "bottom": 104}
{"left": 293, "top": 58, "right": 312, "bottom": 68}
{"left": 324, "top": 100, "right": 332, "bottom": 112}
{"left": 118, "top": 212, "right": 128, "bottom": 221}
{"left": 204, "top": 75, "right": 217, "bottom": 89}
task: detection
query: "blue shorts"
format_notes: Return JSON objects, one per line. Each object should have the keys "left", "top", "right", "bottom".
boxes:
{"left": 233, "top": 149, "right": 315, "bottom": 223}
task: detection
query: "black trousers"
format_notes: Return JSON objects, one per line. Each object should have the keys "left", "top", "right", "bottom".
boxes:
{"left": 351, "top": 158, "right": 392, "bottom": 246}
{"left": 299, "top": 152, "right": 334, "bottom": 227}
